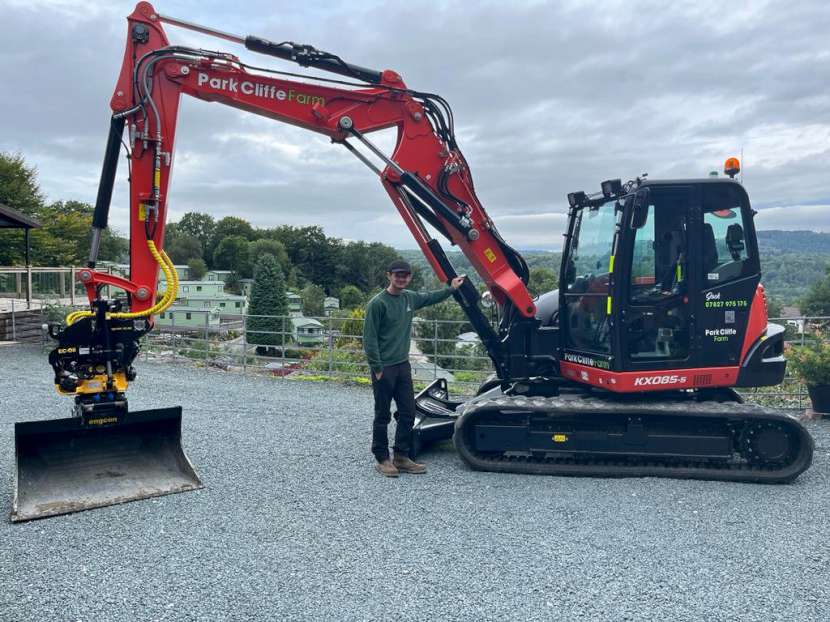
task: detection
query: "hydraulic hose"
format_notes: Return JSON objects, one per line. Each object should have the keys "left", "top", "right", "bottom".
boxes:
{"left": 65, "top": 240, "right": 178, "bottom": 326}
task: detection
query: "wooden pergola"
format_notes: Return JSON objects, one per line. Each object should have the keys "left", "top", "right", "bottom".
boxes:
{"left": 0, "top": 202, "right": 42, "bottom": 307}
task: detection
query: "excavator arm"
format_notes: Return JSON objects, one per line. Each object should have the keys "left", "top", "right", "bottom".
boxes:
{"left": 81, "top": 2, "right": 535, "bottom": 357}
{"left": 45, "top": 0, "right": 561, "bottom": 416}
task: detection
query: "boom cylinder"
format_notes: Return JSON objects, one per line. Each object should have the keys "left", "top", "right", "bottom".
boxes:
{"left": 244, "top": 36, "right": 383, "bottom": 84}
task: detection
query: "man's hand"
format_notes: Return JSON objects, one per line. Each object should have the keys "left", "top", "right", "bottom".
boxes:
{"left": 450, "top": 275, "right": 465, "bottom": 290}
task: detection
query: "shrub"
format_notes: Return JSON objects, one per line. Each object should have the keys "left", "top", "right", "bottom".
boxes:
{"left": 787, "top": 341, "right": 830, "bottom": 386}
{"left": 306, "top": 346, "right": 369, "bottom": 375}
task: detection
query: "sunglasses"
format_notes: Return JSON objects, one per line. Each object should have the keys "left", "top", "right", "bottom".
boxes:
{"left": 390, "top": 272, "right": 411, "bottom": 277}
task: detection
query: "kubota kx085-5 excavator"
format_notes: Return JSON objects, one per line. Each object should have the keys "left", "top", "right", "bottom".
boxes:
{"left": 12, "top": 3, "right": 813, "bottom": 522}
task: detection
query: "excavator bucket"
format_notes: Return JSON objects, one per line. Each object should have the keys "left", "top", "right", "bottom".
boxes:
{"left": 11, "top": 407, "right": 202, "bottom": 522}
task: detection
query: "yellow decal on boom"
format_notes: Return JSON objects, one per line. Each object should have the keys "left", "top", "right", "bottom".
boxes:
{"left": 484, "top": 248, "right": 497, "bottom": 263}
{"left": 607, "top": 297, "right": 612, "bottom": 315}
{"left": 138, "top": 203, "right": 146, "bottom": 221}
{"left": 609, "top": 255, "right": 615, "bottom": 273}
{"left": 553, "top": 434, "right": 568, "bottom": 443}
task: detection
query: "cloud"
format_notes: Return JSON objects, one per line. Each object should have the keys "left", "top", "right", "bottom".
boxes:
{"left": 755, "top": 204, "right": 830, "bottom": 232}
{"left": 1, "top": 0, "right": 828, "bottom": 255}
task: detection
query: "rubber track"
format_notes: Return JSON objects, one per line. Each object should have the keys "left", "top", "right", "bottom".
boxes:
{"left": 453, "top": 393, "right": 814, "bottom": 483}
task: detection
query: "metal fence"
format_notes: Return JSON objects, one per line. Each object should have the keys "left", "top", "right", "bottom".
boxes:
{"left": 4, "top": 296, "right": 828, "bottom": 406}
{"left": 139, "top": 311, "right": 493, "bottom": 396}
{"left": 138, "top": 312, "right": 825, "bottom": 404}
{"left": 0, "top": 266, "right": 109, "bottom": 311}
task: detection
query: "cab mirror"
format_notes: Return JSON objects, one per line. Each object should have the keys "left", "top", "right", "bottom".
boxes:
{"left": 630, "top": 188, "right": 651, "bottom": 229}
{"left": 565, "top": 259, "right": 576, "bottom": 284}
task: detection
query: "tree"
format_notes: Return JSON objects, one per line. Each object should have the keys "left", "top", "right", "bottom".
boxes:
{"left": 766, "top": 296, "right": 784, "bottom": 320}
{"left": 208, "top": 216, "right": 255, "bottom": 264}
{"left": 301, "top": 283, "right": 325, "bottom": 317}
{"left": 29, "top": 201, "right": 91, "bottom": 266}
{"left": 0, "top": 153, "right": 128, "bottom": 266}
{"left": 98, "top": 228, "right": 129, "bottom": 262}
{"left": 0, "top": 152, "right": 44, "bottom": 264}
{"left": 167, "top": 234, "right": 203, "bottom": 265}
{"left": 224, "top": 271, "right": 242, "bottom": 295}
{"left": 0, "top": 152, "right": 43, "bottom": 216}
{"left": 248, "top": 238, "right": 289, "bottom": 273}
{"left": 187, "top": 257, "right": 208, "bottom": 280}
{"left": 266, "top": 225, "right": 341, "bottom": 292}
{"left": 176, "top": 212, "right": 216, "bottom": 259}
{"left": 528, "top": 266, "right": 559, "bottom": 297}
{"left": 800, "top": 268, "right": 830, "bottom": 317}
{"left": 212, "top": 235, "right": 251, "bottom": 275}
{"left": 247, "top": 255, "right": 288, "bottom": 348}
{"left": 27, "top": 200, "right": 125, "bottom": 266}
{"left": 339, "top": 285, "right": 364, "bottom": 309}
{"left": 339, "top": 241, "right": 399, "bottom": 293}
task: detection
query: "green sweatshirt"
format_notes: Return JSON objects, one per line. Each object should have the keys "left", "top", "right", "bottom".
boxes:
{"left": 363, "top": 287, "right": 454, "bottom": 374}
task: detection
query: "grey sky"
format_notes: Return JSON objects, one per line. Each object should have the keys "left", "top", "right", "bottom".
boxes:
{"left": 2, "top": 0, "right": 828, "bottom": 250}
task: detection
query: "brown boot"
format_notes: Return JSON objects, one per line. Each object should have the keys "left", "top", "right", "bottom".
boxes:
{"left": 393, "top": 455, "right": 427, "bottom": 474}
{"left": 375, "top": 459, "right": 399, "bottom": 478}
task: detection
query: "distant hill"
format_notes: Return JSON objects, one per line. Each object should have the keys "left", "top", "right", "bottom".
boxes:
{"left": 399, "top": 230, "right": 830, "bottom": 304}
{"left": 756, "top": 231, "right": 830, "bottom": 301}
{"left": 757, "top": 230, "right": 830, "bottom": 255}
{"left": 398, "top": 248, "right": 561, "bottom": 290}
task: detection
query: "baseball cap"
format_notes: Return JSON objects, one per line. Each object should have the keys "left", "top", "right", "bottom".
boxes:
{"left": 387, "top": 259, "right": 412, "bottom": 274}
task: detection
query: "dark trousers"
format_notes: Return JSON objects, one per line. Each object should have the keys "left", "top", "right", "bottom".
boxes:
{"left": 371, "top": 361, "right": 416, "bottom": 462}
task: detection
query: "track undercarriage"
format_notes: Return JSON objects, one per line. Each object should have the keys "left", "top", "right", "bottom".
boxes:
{"left": 452, "top": 388, "right": 814, "bottom": 483}
{"left": 412, "top": 380, "right": 814, "bottom": 483}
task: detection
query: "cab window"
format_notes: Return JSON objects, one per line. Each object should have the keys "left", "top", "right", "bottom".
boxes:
{"left": 630, "top": 193, "right": 688, "bottom": 303}
{"left": 702, "top": 185, "right": 751, "bottom": 285}
{"left": 563, "top": 201, "right": 619, "bottom": 354}
{"left": 625, "top": 186, "right": 691, "bottom": 361}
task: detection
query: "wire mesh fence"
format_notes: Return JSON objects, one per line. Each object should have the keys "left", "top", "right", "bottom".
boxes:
{"left": 137, "top": 312, "right": 494, "bottom": 396}
{"left": 136, "top": 311, "right": 830, "bottom": 405}
{"left": 5, "top": 296, "right": 829, "bottom": 408}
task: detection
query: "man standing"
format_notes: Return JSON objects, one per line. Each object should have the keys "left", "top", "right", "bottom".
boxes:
{"left": 363, "top": 259, "right": 464, "bottom": 477}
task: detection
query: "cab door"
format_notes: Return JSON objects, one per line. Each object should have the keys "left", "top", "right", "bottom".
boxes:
{"left": 619, "top": 185, "right": 696, "bottom": 371}
{"left": 696, "top": 182, "right": 760, "bottom": 367}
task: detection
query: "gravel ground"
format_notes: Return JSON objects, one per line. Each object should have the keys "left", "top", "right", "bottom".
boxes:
{"left": 1, "top": 344, "right": 828, "bottom": 621}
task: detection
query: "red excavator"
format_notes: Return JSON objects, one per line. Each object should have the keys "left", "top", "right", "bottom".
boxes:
{"left": 11, "top": 3, "right": 813, "bottom": 521}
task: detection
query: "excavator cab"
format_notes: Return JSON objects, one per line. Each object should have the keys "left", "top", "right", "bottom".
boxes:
{"left": 559, "top": 178, "right": 784, "bottom": 391}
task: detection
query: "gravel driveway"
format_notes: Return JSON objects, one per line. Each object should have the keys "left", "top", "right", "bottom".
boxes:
{"left": 1, "top": 344, "right": 828, "bottom": 621}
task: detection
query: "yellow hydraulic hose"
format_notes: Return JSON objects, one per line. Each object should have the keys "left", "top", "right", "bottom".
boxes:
{"left": 65, "top": 239, "right": 178, "bottom": 326}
